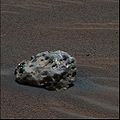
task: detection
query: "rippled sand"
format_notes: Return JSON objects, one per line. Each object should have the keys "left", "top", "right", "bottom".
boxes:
{"left": 1, "top": 0, "right": 119, "bottom": 119}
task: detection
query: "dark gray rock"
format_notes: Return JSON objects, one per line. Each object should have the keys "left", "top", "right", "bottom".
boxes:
{"left": 14, "top": 50, "right": 76, "bottom": 90}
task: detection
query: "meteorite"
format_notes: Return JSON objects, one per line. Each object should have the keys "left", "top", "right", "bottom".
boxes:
{"left": 14, "top": 50, "right": 77, "bottom": 90}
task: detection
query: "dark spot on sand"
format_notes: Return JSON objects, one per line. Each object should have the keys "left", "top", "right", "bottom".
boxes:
{"left": 86, "top": 54, "right": 90, "bottom": 56}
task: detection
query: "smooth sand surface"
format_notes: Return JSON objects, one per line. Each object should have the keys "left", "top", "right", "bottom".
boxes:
{"left": 1, "top": 0, "right": 119, "bottom": 119}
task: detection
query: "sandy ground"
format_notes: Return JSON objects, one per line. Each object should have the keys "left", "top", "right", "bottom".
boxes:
{"left": 1, "top": 0, "right": 119, "bottom": 119}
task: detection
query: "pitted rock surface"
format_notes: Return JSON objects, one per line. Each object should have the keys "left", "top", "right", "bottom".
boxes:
{"left": 14, "top": 50, "right": 76, "bottom": 90}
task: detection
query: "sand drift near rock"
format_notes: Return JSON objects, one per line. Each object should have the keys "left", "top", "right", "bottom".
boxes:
{"left": 14, "top": 50, "right": 76, "bottom": 90}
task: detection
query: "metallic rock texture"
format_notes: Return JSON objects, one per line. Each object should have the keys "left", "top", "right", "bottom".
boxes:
{"left": 14, "top": 50, "right": 76, "bottom": 90}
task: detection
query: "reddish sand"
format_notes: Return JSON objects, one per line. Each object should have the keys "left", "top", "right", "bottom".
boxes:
{"left": 1, "top": 0, "right": 119, "bottom": 119}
